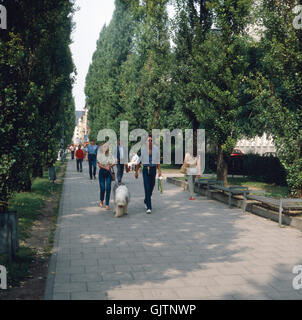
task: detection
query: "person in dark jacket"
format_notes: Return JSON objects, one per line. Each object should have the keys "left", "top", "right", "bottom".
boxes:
{"left": 86, "top": 139, "right": 98, "bottom": 180}
{"left": 116, "top": 140, "right": 128, "bottom": 183}
{"left": 135, "top": 135, "right": 162, "bottom": 214}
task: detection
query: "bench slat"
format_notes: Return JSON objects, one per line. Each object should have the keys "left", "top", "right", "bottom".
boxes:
{"left": 196, "top": 178, "right": 302, "bottom": 214}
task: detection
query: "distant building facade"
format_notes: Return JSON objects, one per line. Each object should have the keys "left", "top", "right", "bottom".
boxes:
{"left": 73, "top": 105, "right": 89, "bottom": 145}
{"left": 236, "top": 133, "right": 276, "bottom": 155}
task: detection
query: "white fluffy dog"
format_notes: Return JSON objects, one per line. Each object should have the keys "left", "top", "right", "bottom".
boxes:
{"left": 113, "top": 183, "right": 130, "bottom": 218}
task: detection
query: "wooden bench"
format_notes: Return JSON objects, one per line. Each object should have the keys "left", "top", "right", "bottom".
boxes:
{"left": 243, "top": 192, "right": 302, "bottom": 225}
{"left": 208, "top": 184, "right": 249, "bottom": 208}
{"left": 196, "top": 179, "right": 224, "bottom": 197}
{"left": 279, "top": 199, "right": 302, "bottom": 226}
{"left": 242, "top": 190, "right": 266, "bottom": 212}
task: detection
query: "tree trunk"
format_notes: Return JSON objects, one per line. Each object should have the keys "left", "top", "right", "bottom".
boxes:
{"left": 192, "top": 118, "right": 200, "bottom": 157}
{"left": 32, "top": 163, "right": 43, "bottom": 178}
{"left": 217, "top": 144, "right": 228, "bottom": 185}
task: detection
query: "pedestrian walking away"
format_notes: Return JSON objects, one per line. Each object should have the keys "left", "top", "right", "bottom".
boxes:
{"left": 135, "top": 135, "right": 162, "bottom": 214}
{"left": 75, "top": 145, "right": 84, "bottom": 172}
{"left": 116, "top": 139, "right": 128, "bottom": 183}
{"left": 86, "top": 139, "right": 98, "bottom": 180}
{"left": 70, "top": 145, "right": 75, "bottom": 160}
{"left": 97, "top": 143, "right": 116, "bottom": 210}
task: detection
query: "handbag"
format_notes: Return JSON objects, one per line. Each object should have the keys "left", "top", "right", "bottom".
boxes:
{"left": 110, "top": 167, "right": 116, "bottom": 181}
{"left": 180, "top": 161, "right": 188, "bottom": 174}
{"left": 185, "top": 156, "right": 198, "bottom": 175}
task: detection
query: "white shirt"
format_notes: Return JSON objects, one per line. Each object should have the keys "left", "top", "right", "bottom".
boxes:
{"left": 97, "top": 150, "right": 116, "bottom": 167}
{"left": 185, "top": 153, "right": 201, "bottom": 175}
{"left": 130, "top": 154, "right": 140, "bottom": 164}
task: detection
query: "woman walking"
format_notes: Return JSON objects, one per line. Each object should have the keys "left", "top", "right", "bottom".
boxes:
{"left": 75, "top": 145, "right": 84, "bottom": 172}
{"left": 97, "top": 143, "right": 116, "bottom": 210}
{"left": 183, "top": 151, "right": 201, "bottom": 200}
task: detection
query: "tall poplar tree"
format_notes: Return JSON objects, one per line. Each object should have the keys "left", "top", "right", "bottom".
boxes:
{"left": 119, "top": 0, "right": 172, "bottom": 133}
{"left": 85, "top": 0, "right": 135, "bottom": 138}
{"left": 256, "top": 0, "right": 302, "bottom": 196}
{"left": 183, "top": 0, "right": 254, "bottom": 184}
{"left": 170, "top": 0, "right": 213, "bottom": 152}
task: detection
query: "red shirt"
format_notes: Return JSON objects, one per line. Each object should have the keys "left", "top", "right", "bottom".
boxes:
{"left": 75, "top": 149, "right": 84, "bottom": 160}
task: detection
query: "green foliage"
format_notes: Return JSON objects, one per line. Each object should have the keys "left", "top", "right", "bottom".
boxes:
{"left": 0, "top": 161, "right": 64, "bottom": 287}
{"left": 125, "top": 0, "right": 172, "bottom": 132}
{"left": 8, "top": 163, "right": 63, "bottom": 241}
{"left": 253, "top": 0, "right": 302, "bottom": 196}
{"left": 86, "top": 0, "right": 172, "bottom": 138}
{"left": 85, "top": 0, "right": 135, "bottom": 138}
{"left": 0, "top": 247, "right": 34, "bottom": 287}
{"left": 170, "top": 0, "right": 213, "bottom": 131}
{"left": 0, "top": 1, "right": 75, "bottom": 210}
{"left": 196, "top": 2, "right": 256, "bottom": 139}
{"left": 85, "top": 0, "right": 301, "bottom": 196}
{"left": 171, "top": 0, "right": 259, "bottom": 184}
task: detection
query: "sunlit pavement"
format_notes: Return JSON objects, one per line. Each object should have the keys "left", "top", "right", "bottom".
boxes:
{"left": 45, "top": 159, "right": 302, "bottom": 300}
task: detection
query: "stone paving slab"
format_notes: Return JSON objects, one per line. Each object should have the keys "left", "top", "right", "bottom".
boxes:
{"left": 45, "top": 159, "right": 302, "bottom": 300}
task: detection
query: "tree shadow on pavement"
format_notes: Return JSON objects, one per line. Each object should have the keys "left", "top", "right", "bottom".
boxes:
{"left": 51, "top": 163, "right": 302, "bottom": 300}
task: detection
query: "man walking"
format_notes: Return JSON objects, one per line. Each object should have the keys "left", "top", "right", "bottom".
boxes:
{"left": 135, "top": 135, "right": 161, "bottom": 214}
{"left": 116, "top": 140, "right": 127, "bottom": 183}
{"left": 86, "top": 139, "right": 98, "bottom": 180}
{"left": 75, "top": 145, "right": 84, "bottom": 172}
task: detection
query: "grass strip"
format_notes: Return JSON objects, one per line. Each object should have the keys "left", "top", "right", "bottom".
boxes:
{"left": 0, "top": 161, "right": 66, "bottom": 286}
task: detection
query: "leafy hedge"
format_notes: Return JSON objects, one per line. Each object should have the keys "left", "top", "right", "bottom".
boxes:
{"left": 205, "top": 153, "right": 287, "bottom": 186}
{"left": 0, "top": 1, "right": 75, "bottom": 212}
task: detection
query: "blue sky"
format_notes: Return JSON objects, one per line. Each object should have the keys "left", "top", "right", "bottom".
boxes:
{"left": 70, "top": 0, "right": 115, "bottom": 111}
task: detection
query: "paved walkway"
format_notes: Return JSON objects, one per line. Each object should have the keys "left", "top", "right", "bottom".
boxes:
{"left": 45, "top": 159, "right": 302, "bottom": 300}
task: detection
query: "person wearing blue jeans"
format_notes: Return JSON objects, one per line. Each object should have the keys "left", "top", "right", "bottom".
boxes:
{"left": 135, "top": 135, "right": 161, "bottom": 214}
{"left": 97, "top": 143, "right": 116, "bottom": 210}
{"left": 86, "top": 139, "right": 98, "bottom": 180}
{"left": 98, "top": 168, "right": 112, "bottom": 210}
{"left": 116, "top": 140, "right": 128, "bottom": 183}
